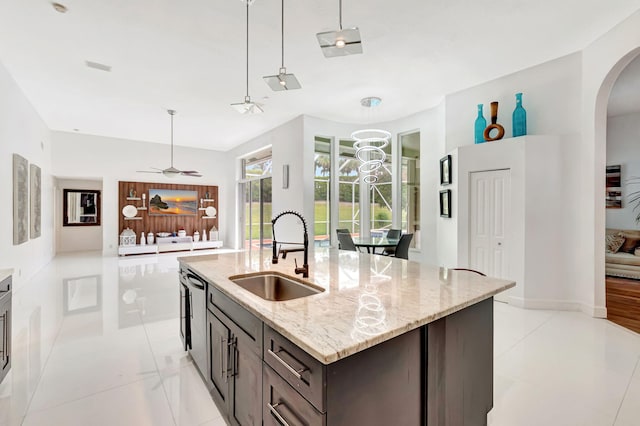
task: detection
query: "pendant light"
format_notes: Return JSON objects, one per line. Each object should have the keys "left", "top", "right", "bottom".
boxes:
{"left": 263, "top": 0, "right": 301, "bottom": 91}
{"left": 351, "top": 97, "right": 390, "bottom": 184}
{"left": 316, "top": 0, "right": 362, "bottom": 58}
{"left": 231, "top": 2, "right": 264, "bottom": 114}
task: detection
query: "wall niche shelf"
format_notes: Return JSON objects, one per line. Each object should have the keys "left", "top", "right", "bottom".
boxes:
{"left": 118, "top": 181, "right": 220, "bottom": 256}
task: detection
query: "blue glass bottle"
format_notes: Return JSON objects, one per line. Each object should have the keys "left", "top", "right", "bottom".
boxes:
{"left": 512, "top": 93, "right": 527, "bottom": 137}
{"left": 474, "top": 104, "right": 487, "bottom": 144}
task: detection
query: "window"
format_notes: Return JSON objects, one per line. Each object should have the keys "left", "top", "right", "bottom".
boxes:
{"left": 314, "top": 137, "right": 331, "bottom": 247}
{"left": 241, "top": 147, "right": 272, "bottom": 250}
{"left": 400, "top": 132, "right": 420, "bottom": 248}
{"left": 338, "top": 139, "right": 361, "bottom": 236}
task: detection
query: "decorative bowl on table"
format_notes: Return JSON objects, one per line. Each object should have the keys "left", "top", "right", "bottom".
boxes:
{"left": 157, "top": 232, "right": 171, "bottom": 238}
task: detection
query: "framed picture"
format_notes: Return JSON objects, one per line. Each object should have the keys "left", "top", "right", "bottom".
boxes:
{"left": 440, "top": 155, "right": 452, "bottom": 185}
{"left": 440, "top": 189, "right": 451, "bottom": 218}
{"left": 149, "top": 188, "right": 198, "bottom": 215}
{"left": 63, "top": 189, "right": 101, "bottom": 226}
{"left": 606, "top": 165, "right": 622, "bottom": 208}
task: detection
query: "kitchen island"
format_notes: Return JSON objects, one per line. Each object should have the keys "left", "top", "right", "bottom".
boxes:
{"left": 179, "top": 249, "right": 515, "bottom": 426}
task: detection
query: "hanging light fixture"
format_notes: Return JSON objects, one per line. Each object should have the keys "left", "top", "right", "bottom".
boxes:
{"left": 263, "top": 0, "right": 301, "bottom": 91}
{"left": 231, "top": 2, "right": 264, "bottom": 114}
{"left": 351, "top": 97, "right": 390, "bottom": 184}
{"left": 316, "top": 0, "right": 362, "bottom": 58}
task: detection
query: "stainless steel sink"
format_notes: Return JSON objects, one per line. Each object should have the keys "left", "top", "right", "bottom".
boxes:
{"left": 228, "top": 272, "right": 324, "bottom": 301}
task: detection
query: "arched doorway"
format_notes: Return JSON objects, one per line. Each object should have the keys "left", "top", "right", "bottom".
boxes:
{"left": 601, "top": 52, "right": 640, "bottom": 333}
{"left": 592, "top": 46, "right": 640, "bottom": 323}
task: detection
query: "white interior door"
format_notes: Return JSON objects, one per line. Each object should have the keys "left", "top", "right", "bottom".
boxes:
{"left": 469, "top": 169, "right": 511, "bottom": 300}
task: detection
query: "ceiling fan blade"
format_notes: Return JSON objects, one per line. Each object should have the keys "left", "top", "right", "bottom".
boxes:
{"left": 137, "top": 170, "right": 162, "bottom": 174}
{"left": 149, "top": 167, "right": 165, "bottom": 171}
{"left": 179, "top": 170, "right": 199, "bottom": 174}
{"left": 181, "top": 172, "right": 202, "bottom": 177}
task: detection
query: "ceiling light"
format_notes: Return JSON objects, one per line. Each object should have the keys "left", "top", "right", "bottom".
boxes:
{"left": 52, "top": 2, "right": 67, "bottom": 13}
{"left": 351, "top": 97, "right": 389, "bottom": 184}
{"left": 263, "top": 0, "right": 301, "bottom": 92}
{"left": 231, "top": 96, "right": 264, "bottom": 114}
{"left": 231, "top": 3, "right": 264, "bottom": 114}
{"left": 316, "top": 0, "right": 363, "bottom": 58}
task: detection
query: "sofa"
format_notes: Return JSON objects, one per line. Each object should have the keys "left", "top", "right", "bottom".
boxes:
{"left": 606, "top": 228, "right": 640, "bottom": 280}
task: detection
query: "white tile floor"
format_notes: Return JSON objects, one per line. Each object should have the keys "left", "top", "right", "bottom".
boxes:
{"left": 1, "top": 251, "right": 639, "bottom": 426}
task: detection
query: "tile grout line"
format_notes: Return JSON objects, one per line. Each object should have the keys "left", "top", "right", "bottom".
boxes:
{"left": 20, "top": 310, "right": 68, "bottom": 425}
{"left": 23, "top": 375, "right": 154, "bottom": 416}
{"left": 140, "top": 315, "right": 179, "bottom": 426}
{"left": 495, "top": 308, "right": 557, "bottom": 360}
{"left": 612, "top": 355, "right": 640, "bottom": 426}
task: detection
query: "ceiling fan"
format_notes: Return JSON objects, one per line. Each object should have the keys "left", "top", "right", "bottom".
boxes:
{"left": 137, "top": 109, "right": 202, "bottom": 178}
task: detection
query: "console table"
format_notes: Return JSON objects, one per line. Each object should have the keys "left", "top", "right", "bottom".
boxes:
{"left": 118, "top": 236, "right": 223, "bottom": 256}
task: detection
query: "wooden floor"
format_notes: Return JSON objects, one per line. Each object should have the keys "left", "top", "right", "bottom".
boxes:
{"left": 606, "top": 276, "right": 640, "bottom": 334}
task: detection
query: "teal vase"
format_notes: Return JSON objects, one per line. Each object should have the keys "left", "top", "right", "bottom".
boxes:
{"left": 474, "top": 104, "right": 487, "bottom": 144}
{"left": 512, "top": 93, "right": 527, "bottom": 137}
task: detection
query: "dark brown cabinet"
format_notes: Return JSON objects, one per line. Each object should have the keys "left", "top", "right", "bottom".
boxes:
{"left": 207, "top": 286, "right": 262, "bottom": 426}
{"left": 0, "top": 275, "right": 11, "bottom": 384}
{"left": 190, "top": 271, "right": 494, "bottom": 426}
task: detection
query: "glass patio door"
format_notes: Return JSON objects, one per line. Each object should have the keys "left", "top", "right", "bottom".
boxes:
{"left": 243, "top": 177, "right": 272, "bottom": 250}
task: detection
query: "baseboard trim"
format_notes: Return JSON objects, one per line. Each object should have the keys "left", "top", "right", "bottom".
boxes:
{"left": 506, "top": 297, "right": 607, "bottom": 318}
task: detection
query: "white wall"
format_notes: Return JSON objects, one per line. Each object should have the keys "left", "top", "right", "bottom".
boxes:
{"left": 445, "top": 53, "right": 582, "bottom": 152}
{"left": 0, "top": 62, "right": 54, "bottom": 289}
{"left": 54, "top": 178, "right": 104, "bottom": 253}
{"left": 606, "top": 112, "right": 640, "bottom": 230}
{"left": 51, "top": 131, "right": 227, "bottom": 255}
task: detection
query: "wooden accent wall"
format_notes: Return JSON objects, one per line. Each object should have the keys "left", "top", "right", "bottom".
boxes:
{"left": 606, "top": 276, "right": 640, "bottom": 334}
{"left": 118, "top": 181, "right": 218, "bottom": 239}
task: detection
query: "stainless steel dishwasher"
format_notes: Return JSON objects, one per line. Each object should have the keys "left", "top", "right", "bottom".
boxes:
{"left": 181, "top": 268, "right": 207, "bottom": 376}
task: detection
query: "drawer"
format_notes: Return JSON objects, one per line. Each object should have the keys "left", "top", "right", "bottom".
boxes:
{"left": 264, "top": 325, "right": 325, "bottom": 412}
{"left": 263, "top": 364, "right": 325, "bottom": 426}
{"left": 208, "top": 285, "right": 262, "bottom": 353}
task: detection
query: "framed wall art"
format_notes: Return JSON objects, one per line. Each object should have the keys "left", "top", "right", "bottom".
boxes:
{"left": 440, "top": 189, "right": 452, "bottom": 218}
{"left": 606, "top": 165, "right": 622, "bottom": 208}
{"left": 149, "top": 189, "right": 198, "bottom": 216}
{"left": 13, "top": 153, "right": 29, "bottom": 245}
{"left": 440, "top": 155, "right": 452, "bottom": 185}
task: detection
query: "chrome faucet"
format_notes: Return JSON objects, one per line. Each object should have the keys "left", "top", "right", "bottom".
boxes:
{"left": 271, "top": 210, "right": 309, "bottom": 278}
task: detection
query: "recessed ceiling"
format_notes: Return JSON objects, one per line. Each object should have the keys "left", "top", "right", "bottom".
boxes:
{"left": 0, "top": 0, "right": 639, "bottom": 151}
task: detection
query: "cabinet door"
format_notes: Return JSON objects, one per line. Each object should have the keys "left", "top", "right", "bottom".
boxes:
{"left": 230, "top": 331, "right": 262, "bottom": 426}
{"left": 0, "top": 294, "right": 11, "bottom": 381}
{"left": 208, "top": 311, "right": 231, "bottom": 406}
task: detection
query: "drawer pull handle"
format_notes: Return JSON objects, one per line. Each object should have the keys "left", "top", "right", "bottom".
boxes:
{"left": 268, "top": 402, "right": 291, "bottom": 426}
{"left": 268, "top": 349, "right": 307, "bottom": 380}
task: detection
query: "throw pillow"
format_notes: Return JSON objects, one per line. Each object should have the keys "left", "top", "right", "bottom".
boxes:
{"left": 606, "top": 233, "right": 626, "bottom": 253}
{"left": 619, "top": 235, "right": 640, "bottom": 253}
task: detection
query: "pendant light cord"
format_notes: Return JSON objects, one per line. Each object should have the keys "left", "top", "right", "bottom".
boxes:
{"left": 246, "top": 2, "right": 249, "bottom": 98}
{"left": 281, "top": 0, "right": 284, "bottom": 68}
{"left": 339, "top": 0, "right": 343, "bottom": 30}
{"left": 170, "top": 111, "right": 174, "bottom": 167}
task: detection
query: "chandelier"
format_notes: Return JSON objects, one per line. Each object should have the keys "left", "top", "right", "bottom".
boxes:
{"left": 351, "top": 97, "right": 390, "bottom": 184}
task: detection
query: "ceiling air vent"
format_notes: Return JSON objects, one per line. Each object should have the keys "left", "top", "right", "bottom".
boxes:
{"left": 85, "top": 61, "right": 112, "bottom": 72}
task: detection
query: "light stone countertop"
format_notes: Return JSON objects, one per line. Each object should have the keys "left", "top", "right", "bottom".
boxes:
{"left": 0, "top": 269, "right": 13, "bottom": 284}
{"left": 179, "top": 249, "right": 515, "bottom": 364}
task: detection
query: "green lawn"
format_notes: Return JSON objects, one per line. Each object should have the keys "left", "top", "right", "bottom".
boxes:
{"left": 244, "top": 202, "right": 391, "bottom": 241}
